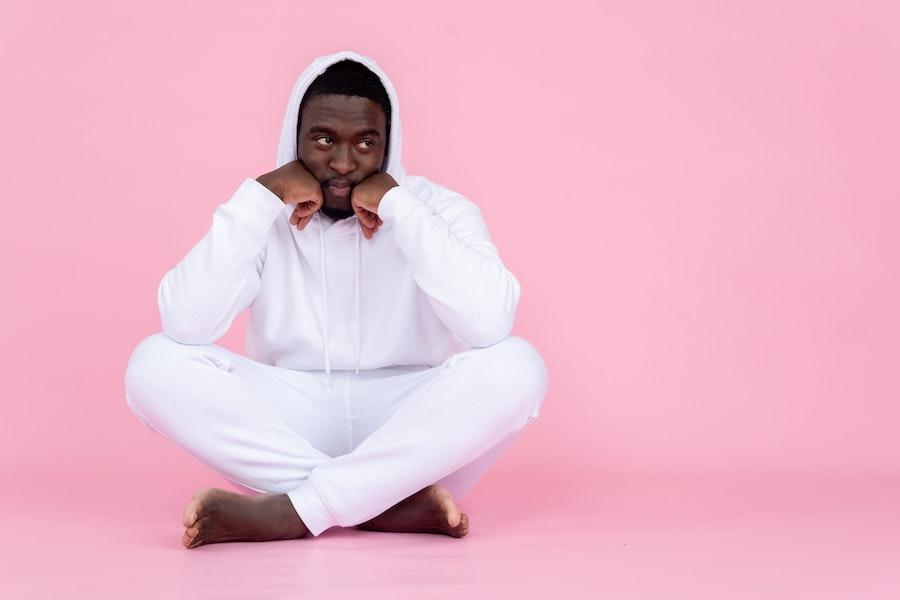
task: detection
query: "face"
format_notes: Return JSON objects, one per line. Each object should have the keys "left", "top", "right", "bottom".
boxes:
{"left": 297, "top": 93, "right": 388, "bottom": 220}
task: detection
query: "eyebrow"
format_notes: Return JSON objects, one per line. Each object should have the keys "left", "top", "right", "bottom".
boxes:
{"left": 308, "top": 125, "right": 381, "bottom": 137}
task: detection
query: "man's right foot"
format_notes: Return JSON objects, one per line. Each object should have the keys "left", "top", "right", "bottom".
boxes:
{"left": 355, "top": 484, "right": 470, "bottom": 537}
{"left": 181, "top": 488, "right": 309, "bottom": 549}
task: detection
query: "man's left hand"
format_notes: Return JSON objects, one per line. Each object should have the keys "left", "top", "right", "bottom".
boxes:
{"left": 352, "top": 172, "right": 397, "bottom": 239}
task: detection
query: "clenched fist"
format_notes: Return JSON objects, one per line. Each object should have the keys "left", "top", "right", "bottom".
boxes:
{"left": 351, "top": 172, "right": 397, "bottom": 239}
{"left": 256, "top": 161, "right": 397, "bottom": 239}
{"left": 256, "top": 160, "right": 324, "bottom": 231}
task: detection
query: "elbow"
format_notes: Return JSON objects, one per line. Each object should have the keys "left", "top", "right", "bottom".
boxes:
{"left": 159, "top": 312, "right": 217, "bottom": 346}
{"left": 461, "top": 316, "right": 515, "bottom": 348}
{"left": 458, "top": 279, "right": 521, "bottom": 348}
{"left": 157, "top": 279, "right": 218, "bottom": 346}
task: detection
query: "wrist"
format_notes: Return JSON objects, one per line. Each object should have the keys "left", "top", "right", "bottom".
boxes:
{"left": 378, "top": 184, "right": 423, "bottom": 226}
{"left": 256, "top": 172, "right": 284, "bottom": 201}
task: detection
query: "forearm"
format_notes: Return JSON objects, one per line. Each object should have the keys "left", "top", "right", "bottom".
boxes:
{"left": 378, "top": 184, "right": 521, "bottom": 346}
{"left": 159, "top": 178, "right": 285, "bottom": 344}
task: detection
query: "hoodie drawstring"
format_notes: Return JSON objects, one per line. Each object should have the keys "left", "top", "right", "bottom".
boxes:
{"left": 317, "top": 222, "right": 332, "bottom": 388}
{"left": 354, "top": 226, "right": 361, "bottom": 374}
{"left": 316, "top": 213, "right": 361, "bottom": 390}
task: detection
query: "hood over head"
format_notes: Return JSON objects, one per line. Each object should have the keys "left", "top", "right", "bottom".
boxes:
{"left": 275, "top": 50, "right": 405, "bottom": 388}
{"left": 274, "top": 50, "right": 406, "bottom": 185}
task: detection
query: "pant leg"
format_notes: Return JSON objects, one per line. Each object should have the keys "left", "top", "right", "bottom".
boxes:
{"left": 124, "top": 332, "right": 339, "bottom": 495}
{"left": 287, "top": 335, "right": 549, "bottom": 536}
{"left": 347, "top": 365, "right": 540, "bottom": 503}
{"left": 429, "top": 420, "right": 533, "bottom": 501}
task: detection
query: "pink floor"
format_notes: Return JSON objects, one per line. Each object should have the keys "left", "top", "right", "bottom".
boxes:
{"left": 3, "top": 465, "right": 897, "bottom": 599}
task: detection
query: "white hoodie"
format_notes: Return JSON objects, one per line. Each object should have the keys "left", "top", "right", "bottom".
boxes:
{"left": 158, "top": 50, "right": 521, "bottom": 388}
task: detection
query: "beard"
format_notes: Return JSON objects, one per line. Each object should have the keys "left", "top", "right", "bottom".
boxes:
{"left": 319, "top": 199, "right": 355, "bottom": 221}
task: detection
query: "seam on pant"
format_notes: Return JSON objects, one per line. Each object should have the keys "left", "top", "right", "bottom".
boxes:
{"left": 125, "top": 400, "right": 157, "bottom": 433}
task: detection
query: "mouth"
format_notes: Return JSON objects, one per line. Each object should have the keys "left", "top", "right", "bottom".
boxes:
{"left": 325, "top": 180, "right": 353, "bottom": 198}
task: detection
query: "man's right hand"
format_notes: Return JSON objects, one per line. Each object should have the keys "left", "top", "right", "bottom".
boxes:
{"left": 256, "top": 160, "right": 323, "bottom": 231}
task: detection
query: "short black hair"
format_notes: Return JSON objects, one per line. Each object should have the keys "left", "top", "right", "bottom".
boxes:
{"left": 297, "top": 59, "right": 392, "bottom": 163}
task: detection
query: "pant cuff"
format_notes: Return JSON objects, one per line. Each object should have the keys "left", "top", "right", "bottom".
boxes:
{"left": 286, "top": 477, "right": 340, "bottom": 537}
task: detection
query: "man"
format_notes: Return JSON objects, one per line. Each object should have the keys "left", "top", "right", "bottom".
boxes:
{"left": 124, "top": 50, "right": 548, "bottom": 548}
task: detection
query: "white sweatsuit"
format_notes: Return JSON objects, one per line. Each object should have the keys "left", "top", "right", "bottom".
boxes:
{"left": 124, "top": 49, "right": 548, "bottom": 537}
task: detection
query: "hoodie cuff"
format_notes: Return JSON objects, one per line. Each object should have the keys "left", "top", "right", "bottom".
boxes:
{"left": 377, "top": 184, "right": 426, "bottom": 228}
{"left": 223, "top": 177, "right": 287, "bottom": 235}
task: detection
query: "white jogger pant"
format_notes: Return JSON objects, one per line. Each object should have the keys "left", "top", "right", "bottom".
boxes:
{"left": 124, "top": 332, "right": 548, "bottom": 536}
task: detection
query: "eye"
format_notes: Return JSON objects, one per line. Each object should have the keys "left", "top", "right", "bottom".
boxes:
{"left": 356, "top": 139, "right": 375, "bottom": 150}
{"left": 314, "top": 136, "right": 334, "bottom": 146}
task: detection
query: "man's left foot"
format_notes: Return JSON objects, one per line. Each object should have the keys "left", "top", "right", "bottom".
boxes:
{"left": 355, "top": 484, "right": 470, "bottom": 537}
{"left": 181, "top": 488, "right": 309, "bottom": 549}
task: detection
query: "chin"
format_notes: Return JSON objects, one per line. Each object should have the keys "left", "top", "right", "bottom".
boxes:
{"left": 320, "top": 203, "right": 355, "bottom": 221}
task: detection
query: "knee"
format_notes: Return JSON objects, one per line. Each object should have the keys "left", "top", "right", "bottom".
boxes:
{"left": 486, "top": 335, "right": 549, "bottom": 421}
{"left": 124, "top": 331, "right": 196, "bottom": 416}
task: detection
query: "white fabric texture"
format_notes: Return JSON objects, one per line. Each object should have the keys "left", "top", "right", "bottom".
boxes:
{"left": 125, "top": 332, "right": 547, "bottom": 536}
{"left": 156, "top": 50, "right": 524, "bottom": 388}
{"left": 125, "top": 49, "right": 549, "bottom": 536}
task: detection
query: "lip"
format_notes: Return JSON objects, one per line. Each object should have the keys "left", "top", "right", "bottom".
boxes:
{"left": 327, "top": 182, "right": 352, "bottom": 197}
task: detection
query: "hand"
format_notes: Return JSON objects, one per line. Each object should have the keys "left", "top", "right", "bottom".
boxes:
{"left": 351, "top": 172, "right": 397, "bottom": 239}
{"left": 256, "top": 160, "right": 324, "bottom": 231}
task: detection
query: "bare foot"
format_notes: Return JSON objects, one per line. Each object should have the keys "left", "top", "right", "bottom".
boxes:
{"left": 355, "top": 484, "right": 470, "bottom": 537}
{"left": 181, "top": 488, "right": 309, "bottom": 549}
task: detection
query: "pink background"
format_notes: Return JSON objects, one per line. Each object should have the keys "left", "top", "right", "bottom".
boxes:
{"left": 2, "top": 1, "right": 898, "bottom": 598}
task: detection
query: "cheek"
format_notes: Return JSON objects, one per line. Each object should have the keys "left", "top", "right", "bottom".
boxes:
{"left": 299, "top": 150, "right": 326, "bottom": 174}
{"left": 361, "top": 152, "right": 385, "bottom": 173}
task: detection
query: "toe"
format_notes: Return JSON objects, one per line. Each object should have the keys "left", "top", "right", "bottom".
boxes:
{"left": 183, "top": 491, "right": 209, "bottom": 527}
{"left": 431, "top": 486, "right": 461, "bottom": 528}
{"left": 185, "top": 523, "right": 207, "bottom": 549}
{"left": 457, "top": 513, "right": 470, "bottom": 537}
{"left": 182, "top": 523, "right": 203, "bottom": 548}
{"left": 183, "top": 497, "right": 207, "bottom": 528}
{"left": 446, "top": 507, "right": 461, "bottom": 528}
{"left": 183, "top": 503, "right": 199, "bottom": 528}
{"left": 183, "top": 487, "right": 217, "bottom": 527}
{"left": 182, "top": 529, "right": 195, "bottom": 548}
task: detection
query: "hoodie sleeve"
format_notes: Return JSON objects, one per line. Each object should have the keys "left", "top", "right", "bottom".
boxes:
{"left": 377, "top": 182, "right": 521, "bottom": 347}
{"left": 157, "top": 177, "right": 286, "bottom": 345}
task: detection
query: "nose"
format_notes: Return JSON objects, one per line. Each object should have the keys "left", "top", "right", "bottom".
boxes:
{"left": 329, "top": 145, "right": 356, "bottom": 176}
